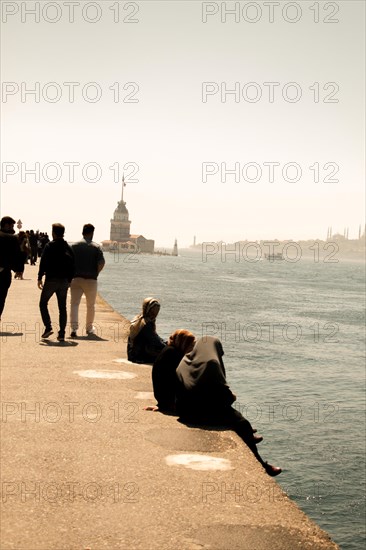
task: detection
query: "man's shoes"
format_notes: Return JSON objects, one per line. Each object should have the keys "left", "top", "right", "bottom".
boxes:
{"left": 70, "top": 331, "right": 77, "bottom": 338}
{"left": 86, "top": 326, "right": 96, "bottom": 335}
{"left": 265, "top": 463, "right": 282, "bottom": 477}
{"left": 41, "top": 328, "right": 53, "bottom": 338}
{"left": 57, "top": 332, "right": 65, "bottom": 342}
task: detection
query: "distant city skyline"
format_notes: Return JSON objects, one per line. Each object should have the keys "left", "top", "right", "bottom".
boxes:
{"left": 11, "top": 180, "right": 365, "bottom": 248}
{"left": 189, "top": 225, "right": 366, "bottom": 247}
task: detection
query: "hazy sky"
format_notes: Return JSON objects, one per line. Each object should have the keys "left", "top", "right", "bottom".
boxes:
{"left": 1, "top": 0, "right": 365, "bottom": 246}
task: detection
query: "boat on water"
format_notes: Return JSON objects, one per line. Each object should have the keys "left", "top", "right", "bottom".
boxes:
{"left": 264, "top": 252, "right": 284, "bottom": 260}
{"left": 102, "top": 241, "right": 139, "bottom": 253}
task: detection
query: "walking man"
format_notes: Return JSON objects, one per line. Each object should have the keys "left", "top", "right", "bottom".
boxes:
{"left": 70, "top": 223, "right": 105, "bottom": 337}
{"left": 0, "top": 216, "right": 23, "bottom": 321}
{"left": 37, "top": 223, "right": 75, "bottom": 341}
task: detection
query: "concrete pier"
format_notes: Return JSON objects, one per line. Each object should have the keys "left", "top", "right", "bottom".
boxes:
{"left": 0, "top": 265, "right": 339, "bottom": 549}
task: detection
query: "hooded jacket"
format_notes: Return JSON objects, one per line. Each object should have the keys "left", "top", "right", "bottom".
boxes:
{"left": 176, "top": 336, "right": 235, "bottom": 418}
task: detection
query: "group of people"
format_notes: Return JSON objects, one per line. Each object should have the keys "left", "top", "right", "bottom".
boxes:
{"left": 1, "top": 215, "right": 281, "bottom": 477}
{"left": 0, "top": 216, "right": 105, "bottom": 341}
{"left": 15, "top": 229, "right": 50, "bottom": 277}
{"left": 127, "top": 297, "right": 282, "bottom": 477}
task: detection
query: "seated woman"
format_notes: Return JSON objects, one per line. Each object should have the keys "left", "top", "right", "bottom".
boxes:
{"left": 176, "top": 336, "right": 282, "bottom": 477}
{"left": 127, "top": 297, "right": 167, "bottom": 364}
{"left": 151, "top": 329, "right": 196, "bottom": 413}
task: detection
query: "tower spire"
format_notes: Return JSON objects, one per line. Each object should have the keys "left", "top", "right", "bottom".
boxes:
{"left": 121, "top": 173, "right": 126, "bottom": 203}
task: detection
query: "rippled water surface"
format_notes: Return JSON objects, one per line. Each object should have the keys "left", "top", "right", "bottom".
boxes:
{"left": 98, "top": 249, "right": 365, "bottom": 550}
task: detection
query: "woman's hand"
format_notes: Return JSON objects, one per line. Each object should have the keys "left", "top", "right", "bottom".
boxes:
{"left": 143, "top": 405, "right": 159, "bottom": 412}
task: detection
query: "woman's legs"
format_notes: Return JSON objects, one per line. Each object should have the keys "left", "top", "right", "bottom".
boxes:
{"left": 216, "top": 408, "right": 282, "bottom": 476}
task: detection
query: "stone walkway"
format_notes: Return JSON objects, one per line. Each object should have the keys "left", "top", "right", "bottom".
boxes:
{"left": 0, "top": 265, "right": 339, "bottom": 549}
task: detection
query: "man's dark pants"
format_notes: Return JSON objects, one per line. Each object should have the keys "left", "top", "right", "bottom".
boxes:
{"left": 30, "top": 246, "right": 38, "bottom": 265}
{"left": 0, "top": 269, "right": 12, "bottom": 318}
{"left": 39, "top": 279, "right": 69, "bottom": 335}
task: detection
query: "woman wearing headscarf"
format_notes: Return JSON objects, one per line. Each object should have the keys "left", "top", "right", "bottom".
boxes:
{"left": 150, "top": 329, "right": 196, "bottom": 412}
{"left": 176, "top": 336, "right": 282, "bottom": 477}
{"left": 127, "top": 297, "right": 167, "bottom": 364}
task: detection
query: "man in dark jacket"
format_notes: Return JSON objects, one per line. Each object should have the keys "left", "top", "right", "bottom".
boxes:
{"left": 37, "top": 223, "right": 75, "bottom": 341}
{"left": 0, "top": 216, "right": 23, "bottom": 320}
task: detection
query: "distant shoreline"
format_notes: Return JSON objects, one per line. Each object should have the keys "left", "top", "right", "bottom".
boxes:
{"left": 187, "top": 239, "right": 365, "bottom": 262}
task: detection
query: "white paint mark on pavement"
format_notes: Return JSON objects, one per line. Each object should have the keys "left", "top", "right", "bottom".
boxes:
{"left": 165, "top": 454, "right": 232, "bottom": 471}
{"left": 74, "top": 370, "right": 137, "bottom": 380}
{"left": 135, "top": 392, "right": 155, "bottom": 399}
{"left": 113, "top": 358, "right": 152, "bottom": 368}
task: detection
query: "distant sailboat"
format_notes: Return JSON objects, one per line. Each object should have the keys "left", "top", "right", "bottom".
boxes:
{"left": 172, "top": 238, "right": 178, "bottom": 256}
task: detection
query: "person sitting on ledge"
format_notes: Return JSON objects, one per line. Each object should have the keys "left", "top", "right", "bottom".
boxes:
{"left": 175, "top": 336, "right": 282, "bottom": 477}
{"left": 146, "top": 329, "right": 196, "bottom": 413}
{"left": 127, "top": 297, "right": 167, "bottom": 364}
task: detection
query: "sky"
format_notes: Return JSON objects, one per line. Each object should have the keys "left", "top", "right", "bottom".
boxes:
{"left": 1, "top": 0, "right": 365, "bottom": 246}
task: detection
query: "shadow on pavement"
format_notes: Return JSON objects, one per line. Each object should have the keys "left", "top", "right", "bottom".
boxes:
{"left": 40, "top": 340, "right": 79, "bottom": 347}
{"left": 68, "top": 335, "right": 108, "bottom": 342}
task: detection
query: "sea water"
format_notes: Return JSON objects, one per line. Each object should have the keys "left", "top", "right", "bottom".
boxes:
{"left": 98, "top": 248, "right": 365, "bottom": 550}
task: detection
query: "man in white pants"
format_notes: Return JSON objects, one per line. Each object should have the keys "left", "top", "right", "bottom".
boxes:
{"left": 70, "top": 224, "right": 105, "bottom": 337}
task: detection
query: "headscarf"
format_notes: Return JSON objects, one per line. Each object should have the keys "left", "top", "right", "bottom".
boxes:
{"left": 129, "top": 297, "right": 160, "bottom": 341}
{"left": 176, "top": 336, "right": 227, "bottom": 391}
{"left": 168, "top": 329, "right": 195, "bottom": 355}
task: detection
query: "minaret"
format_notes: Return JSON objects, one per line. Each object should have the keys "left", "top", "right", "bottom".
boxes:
{"left": 172, "top": 238, "right": 178, "bottom": 256}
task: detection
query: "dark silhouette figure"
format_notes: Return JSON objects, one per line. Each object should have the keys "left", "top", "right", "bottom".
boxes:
{"left": 37, "top": 223, "right": 75, "bottom": 342}
{"left": 150, "top": 329, "right": 196, "bottom": 412}
{"left": 29, "top": 230, "right": 38, "bottom": 265}
{"left": 176, "top": 336, "right": 282, "bottom": 477}
{"left": 0, "top": 216, "right": 23, "bottom": 320}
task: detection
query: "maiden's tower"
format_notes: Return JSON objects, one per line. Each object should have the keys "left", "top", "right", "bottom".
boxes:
{"left": 102, "top": 176, "right": 154, "bottom": 254}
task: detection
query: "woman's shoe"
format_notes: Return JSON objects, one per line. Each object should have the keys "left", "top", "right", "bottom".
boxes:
{"left": 265, "top": 462, "right": 282, "bottom": 477}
